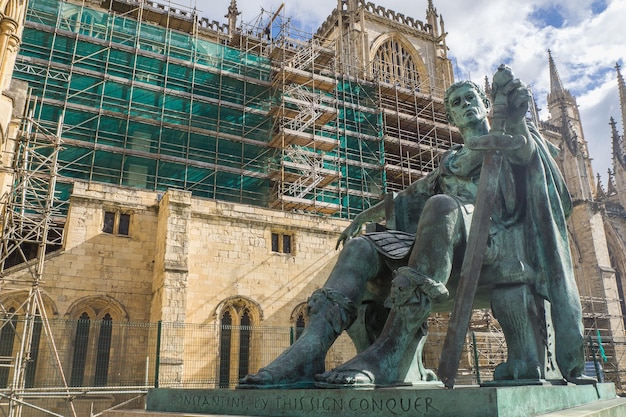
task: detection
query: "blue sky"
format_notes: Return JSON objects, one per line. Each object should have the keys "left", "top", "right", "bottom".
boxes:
{"left": 194, "top": 0, "right": 625, "bottom": 188}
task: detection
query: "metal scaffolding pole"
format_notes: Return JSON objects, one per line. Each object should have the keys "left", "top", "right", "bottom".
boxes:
{"left": 0, "top": 103, "right": 76, "bottom": 417}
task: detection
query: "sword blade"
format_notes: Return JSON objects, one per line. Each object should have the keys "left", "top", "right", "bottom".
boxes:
{"left": 437, "top": 149, "right": 503, "bottom": 388}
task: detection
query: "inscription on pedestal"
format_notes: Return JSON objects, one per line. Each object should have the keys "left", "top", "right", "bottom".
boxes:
{"left": 148, "top": 384, "right": 617, "bottom": 417}
{"left": 168, "top": 391, "right": 439, "bottom": 415}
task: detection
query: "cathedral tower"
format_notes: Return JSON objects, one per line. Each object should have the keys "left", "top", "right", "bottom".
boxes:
{"left": 544, "top": 52, "right": 626, "bottom": 383}
{"left": 546, "top": 50, "right": 595, "bottom": 201}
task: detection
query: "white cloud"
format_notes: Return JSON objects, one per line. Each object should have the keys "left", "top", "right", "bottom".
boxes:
{"left": 199, "top": 0, "right": 625, "bottom": 185}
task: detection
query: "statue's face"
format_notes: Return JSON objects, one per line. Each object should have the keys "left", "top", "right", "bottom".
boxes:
{"left": 446, "top": 85, "right": 489, "bottom": 129}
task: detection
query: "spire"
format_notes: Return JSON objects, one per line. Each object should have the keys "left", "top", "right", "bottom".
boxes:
{"left": 227, "top": 0, "right": 239, "bottom": 16}
{"left": 548, "top": 49, "right": 565, "bottom": 95}
{"left": 547, "top": 50, "right": 576, "bottom": 107}
{"left": 439, "top": 13, "right": 445, "bottom": 37}
{"left": 608, "top": 169, "right": 618, "bottom": 195}
{"left": 225, "top": 0, "right": 240, "bottom": 36}
{"left": 426, "top": 0, "right": 439, "bottom": 37}
{"left": 617, "top": 63, "right": 626, "bottom": 140}
{"left": 483, "top": 75, "right": 491, "bottom": 96}
{"left": 596, "top": 173, "right": 607, "bottom": 200}
{"left": 611, "top": 117, "right": 626, "bottom": 168}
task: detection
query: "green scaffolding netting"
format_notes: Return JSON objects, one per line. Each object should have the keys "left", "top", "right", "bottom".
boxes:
{"left": 15, "top": 0, "right": 386, "bottom": 219}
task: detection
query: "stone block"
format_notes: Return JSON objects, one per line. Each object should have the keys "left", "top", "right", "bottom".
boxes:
{"left": 144, "top": 383, "right": 618, "bottom": 417}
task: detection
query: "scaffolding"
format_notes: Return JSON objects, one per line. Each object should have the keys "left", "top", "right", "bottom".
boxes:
{"left": 0, "top": 100, "right": 77, "bottom": 416}
{"left": 12, "top": 0, "right": 463, "bottom": 224}
{"left": 15, "top": 0, "right": 274, "bottom": 210}
{"left": 378, "top": 80, "right": 462, "bottom": 193}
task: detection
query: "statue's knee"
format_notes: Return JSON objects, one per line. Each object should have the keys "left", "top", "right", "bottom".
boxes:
{"left": 419, "top": 195, "right": 461, "bottom": 229}
{"left": 423, "top": 194, "right": 459, "bottom": 215}
{"left": 342, "top": 236, "right": 376, "bottom": 256}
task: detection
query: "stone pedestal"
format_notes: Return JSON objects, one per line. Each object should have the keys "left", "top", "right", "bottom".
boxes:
{"left": 131, "top": 383, "right": 624, "bottom": 417}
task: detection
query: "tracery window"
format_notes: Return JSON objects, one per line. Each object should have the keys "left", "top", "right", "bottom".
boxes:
{"left": 217, "top": 298, "right": 260, "bottom": 388}
{"left": 0, "top": 307, "right": 43, "bottom": 388}
{"left": 373, "top": 38, "right": 422, "bottom": 91}
{"left": 67, "top": 296, "right": 126, "bottom": 387}
{"left": 0, "top": 308, "right": 17, "bottom": 387}
{"left": 290, "top": 303, "right": 309, "bottom": 343}
{"left": 70, "top": 312, "right": 91, "bottom": 386}
{"left": 70, "top": 311, "right": 114, "bottom": 387}
{"left": 25, "top": 315, "right": 43, "bottom": 388}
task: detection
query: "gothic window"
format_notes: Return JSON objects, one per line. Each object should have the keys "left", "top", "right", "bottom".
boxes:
{"left": 238, "top": 310, "right": 251, "bottom": 380}
{"left": 24, "top": 314, "right": 43, "bottom": 388}
{"left": 290, "top": 303, "right": 309, "bottom": 343}
{"left": 94, "top": 313, "right": 112, "bottom": 386}
{"left": 70, "top": 312, "right": 91, "bottom": 386}
{"left": 373, "top": 38, "right": 422, "bottom": 91}
{"left": 70, "top": 312, "right": 114, "bottom": 386}
{"left": 0, "top": 308, "right": 17, "bottom": 388}
{"left": 218, "top": 311, "right": 232, "bottom": 388}
{"left": 217, "top": 298, "right": 261, "bottom": 388}
{"left": 0, "top": 293, "right": 51, "bottom": 389}
{"left": 67, "top": 298, "right": 125, "bottom": 387}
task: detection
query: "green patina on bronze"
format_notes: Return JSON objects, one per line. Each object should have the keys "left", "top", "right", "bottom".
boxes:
{"left": 238, "top": 66, "right": 594, "bottom": 390}
{"left": 149, "top": 384, "right": 619, "bottom": 417}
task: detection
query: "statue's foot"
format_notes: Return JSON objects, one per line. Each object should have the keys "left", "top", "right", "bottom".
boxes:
{"left": 493, "top": 359, "right": 541, "bottom": 381}
{"left": 420, "top": 368, "right": 437, "bottom": 382}
{"left": 316, "top": 357, "right": 388, "bottom": 388}
{"left": 238, "top": 288, "right": 358, "bottom": 389}
{"left": 565, "top": 374, "right": 597, "bottom": 385}
{"left": 238, "top": 367, "right": 318, "bottom": 389}
{"left": 316, "top": 369, "right": 377, "bottom": 388}
{"left": 237, "top": 336, "right": 327, "bottom": 389}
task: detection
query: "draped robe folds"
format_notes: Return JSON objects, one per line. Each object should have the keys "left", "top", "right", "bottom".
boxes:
{"left": 364, "top": 121, "right": 585, "bottom": 379}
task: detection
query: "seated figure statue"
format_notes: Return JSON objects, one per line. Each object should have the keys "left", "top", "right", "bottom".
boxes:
{"left": 239, "top": 66, "right": 591, "bottom": 389}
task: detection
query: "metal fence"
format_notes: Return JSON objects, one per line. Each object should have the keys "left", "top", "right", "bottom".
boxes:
{"left": 0, "top": 316, "right": 618, "bottom": 416}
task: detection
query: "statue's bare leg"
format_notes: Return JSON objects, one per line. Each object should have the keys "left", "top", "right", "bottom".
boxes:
{"left": 316, "top": 195, "right": 462, "bottom": 387}
{"left": 316, "top": 267, "right": 446, "bottom": 387}
{"left": 237, "top": 237, "right": 385, "bottom": 388}
{"left": 491, "top": 284, "right": 543, "bottom": 381}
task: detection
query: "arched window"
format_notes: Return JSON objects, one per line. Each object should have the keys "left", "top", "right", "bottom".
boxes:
{"left": 70, "top": 312, "right": 91, "bottom": 387}
{"left": 372, "top": 37, "right": 422, "bottom": 91}
{"left": 238, "top": 309, "right": 251, "bottom": 380}
{"left": 94, "top": 313, "right": 112, "bottom": 386}
{"left": 66, "top": 296, "right": 127, "bottom": 387}
{"left": 290, "top": 303, "right": 309, "bottom": 343}
{"left": 0, "top": 292, "right": 56, "bottom": 389}
{"left": 25, "top": 313, "right": 43, "bottom": 388}
{"left": 0, "top": 308, "right": 17, "bottom": 388}
{"left": 218, "top": 311, "right": 232, "bottom": 388}
{"left": 216, "top": 298, "right": 261, "bottom": 388}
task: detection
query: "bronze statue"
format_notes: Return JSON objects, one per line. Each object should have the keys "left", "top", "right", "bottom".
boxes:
{"left": 238, "top": 66, "right": 592, "bottom": 389}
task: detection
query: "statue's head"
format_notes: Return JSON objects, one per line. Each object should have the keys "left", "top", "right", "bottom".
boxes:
{"left": 444, "top": 81, "right": 491, "bottom": 126}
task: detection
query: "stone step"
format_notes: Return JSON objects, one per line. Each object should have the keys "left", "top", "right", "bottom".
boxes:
{"left": 536, "top": 397, "right": 626, "bottom": 416}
